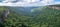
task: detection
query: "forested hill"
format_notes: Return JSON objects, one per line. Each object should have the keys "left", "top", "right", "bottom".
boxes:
{"left": 0, "top": 5, "right": 60, "bottom": 27}
{"left": 8, "top": 7, "right": 40, "bottom": 16}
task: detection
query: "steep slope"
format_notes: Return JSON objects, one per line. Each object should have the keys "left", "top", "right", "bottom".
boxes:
{"left": 0, "top": 5, "right": 60, "bottom": 27}
{"left": 48, "top": 5, "right": 60, "bottom": 10}
{"left": 8, "top": 7, "right": 40, "bottom": 16}
{"left": 8, "top": 6, "right": 60, "bottom": 27}
{"left": 29, "top": 6, "right": 60, "bottom": 27}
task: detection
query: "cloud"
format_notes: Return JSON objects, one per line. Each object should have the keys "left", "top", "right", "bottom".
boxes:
{"left": 0, "top": 0, "right": 57, "bottom": 7}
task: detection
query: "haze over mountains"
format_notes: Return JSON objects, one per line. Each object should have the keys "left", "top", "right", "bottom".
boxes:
{"left": 9, "top": 6, "right": 40, "bottom": 15}
{"left": 0, "top": 4, "right": 60, "bottom": 27}
{"left": 8, "top": 4, "right": 60, "bottom": 16}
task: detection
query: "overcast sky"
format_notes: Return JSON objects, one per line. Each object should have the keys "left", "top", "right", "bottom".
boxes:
{"left": 0, "top": 0, "right": 60, "bottom": 7}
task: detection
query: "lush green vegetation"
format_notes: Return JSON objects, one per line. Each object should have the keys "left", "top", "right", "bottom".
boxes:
{"left": 0, "top": 6, "right": 60, "bottom": 27}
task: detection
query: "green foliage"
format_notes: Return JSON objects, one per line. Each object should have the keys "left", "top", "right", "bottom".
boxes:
{"left": 0, "top": 6, "right": 60, "bottom": 27}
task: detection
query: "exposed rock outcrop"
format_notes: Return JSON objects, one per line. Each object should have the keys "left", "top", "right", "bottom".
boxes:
{"left": 48, "top": 5, "right": 60, "bottom": 10}
{"left": 1, "top": 9, "right": 10, "bottom": 22}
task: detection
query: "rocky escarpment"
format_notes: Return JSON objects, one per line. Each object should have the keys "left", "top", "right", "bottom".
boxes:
{"left": 48, "top": 5, "right": 60, "bottom": 10}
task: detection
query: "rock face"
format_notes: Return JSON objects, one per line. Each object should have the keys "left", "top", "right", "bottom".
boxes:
{"left": 48, "top": 5, "right": 60, "bottom": 10}
{"left": 2, "top": 9, "right": 10, "bottom": 21}
{"left": 4, "top": 9, "right": 10, "bottom": 18}
{"left": 0, "top": 9, "right": 10, "bottom": 23}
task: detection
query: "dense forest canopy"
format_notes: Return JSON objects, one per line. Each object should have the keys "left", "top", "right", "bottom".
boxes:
{"left": 0, "top": 5, "right": 60, "bottom": 27}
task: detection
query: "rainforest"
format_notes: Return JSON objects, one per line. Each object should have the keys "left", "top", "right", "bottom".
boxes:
{"left": 0, "top": 5, "right": 60, "bottom": 27}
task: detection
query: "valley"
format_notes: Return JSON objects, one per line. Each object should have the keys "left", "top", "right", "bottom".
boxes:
{"left": 0, "top": 5, "right": 60, "bottom": 27}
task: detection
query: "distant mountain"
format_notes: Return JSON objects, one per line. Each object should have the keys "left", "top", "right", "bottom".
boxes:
{"left": 8, "top": 5, "right": 60, "bottom": 16}
{"left": 8, "top": 6, "right": 40, "bottom": 15}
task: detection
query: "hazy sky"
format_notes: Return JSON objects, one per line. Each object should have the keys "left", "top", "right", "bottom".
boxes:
{"left": 0, "top": 0, "right": 60, "bottom": 7}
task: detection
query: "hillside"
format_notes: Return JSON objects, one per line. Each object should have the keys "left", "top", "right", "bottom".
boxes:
{"left": 0, "top": 5, "right": 60, "bottom": 27}
{"left": 8, "top": 7, "right": 40, "bottom": 16}
{"left": 8, "top": 6, "right": 60, "bottom": 27}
